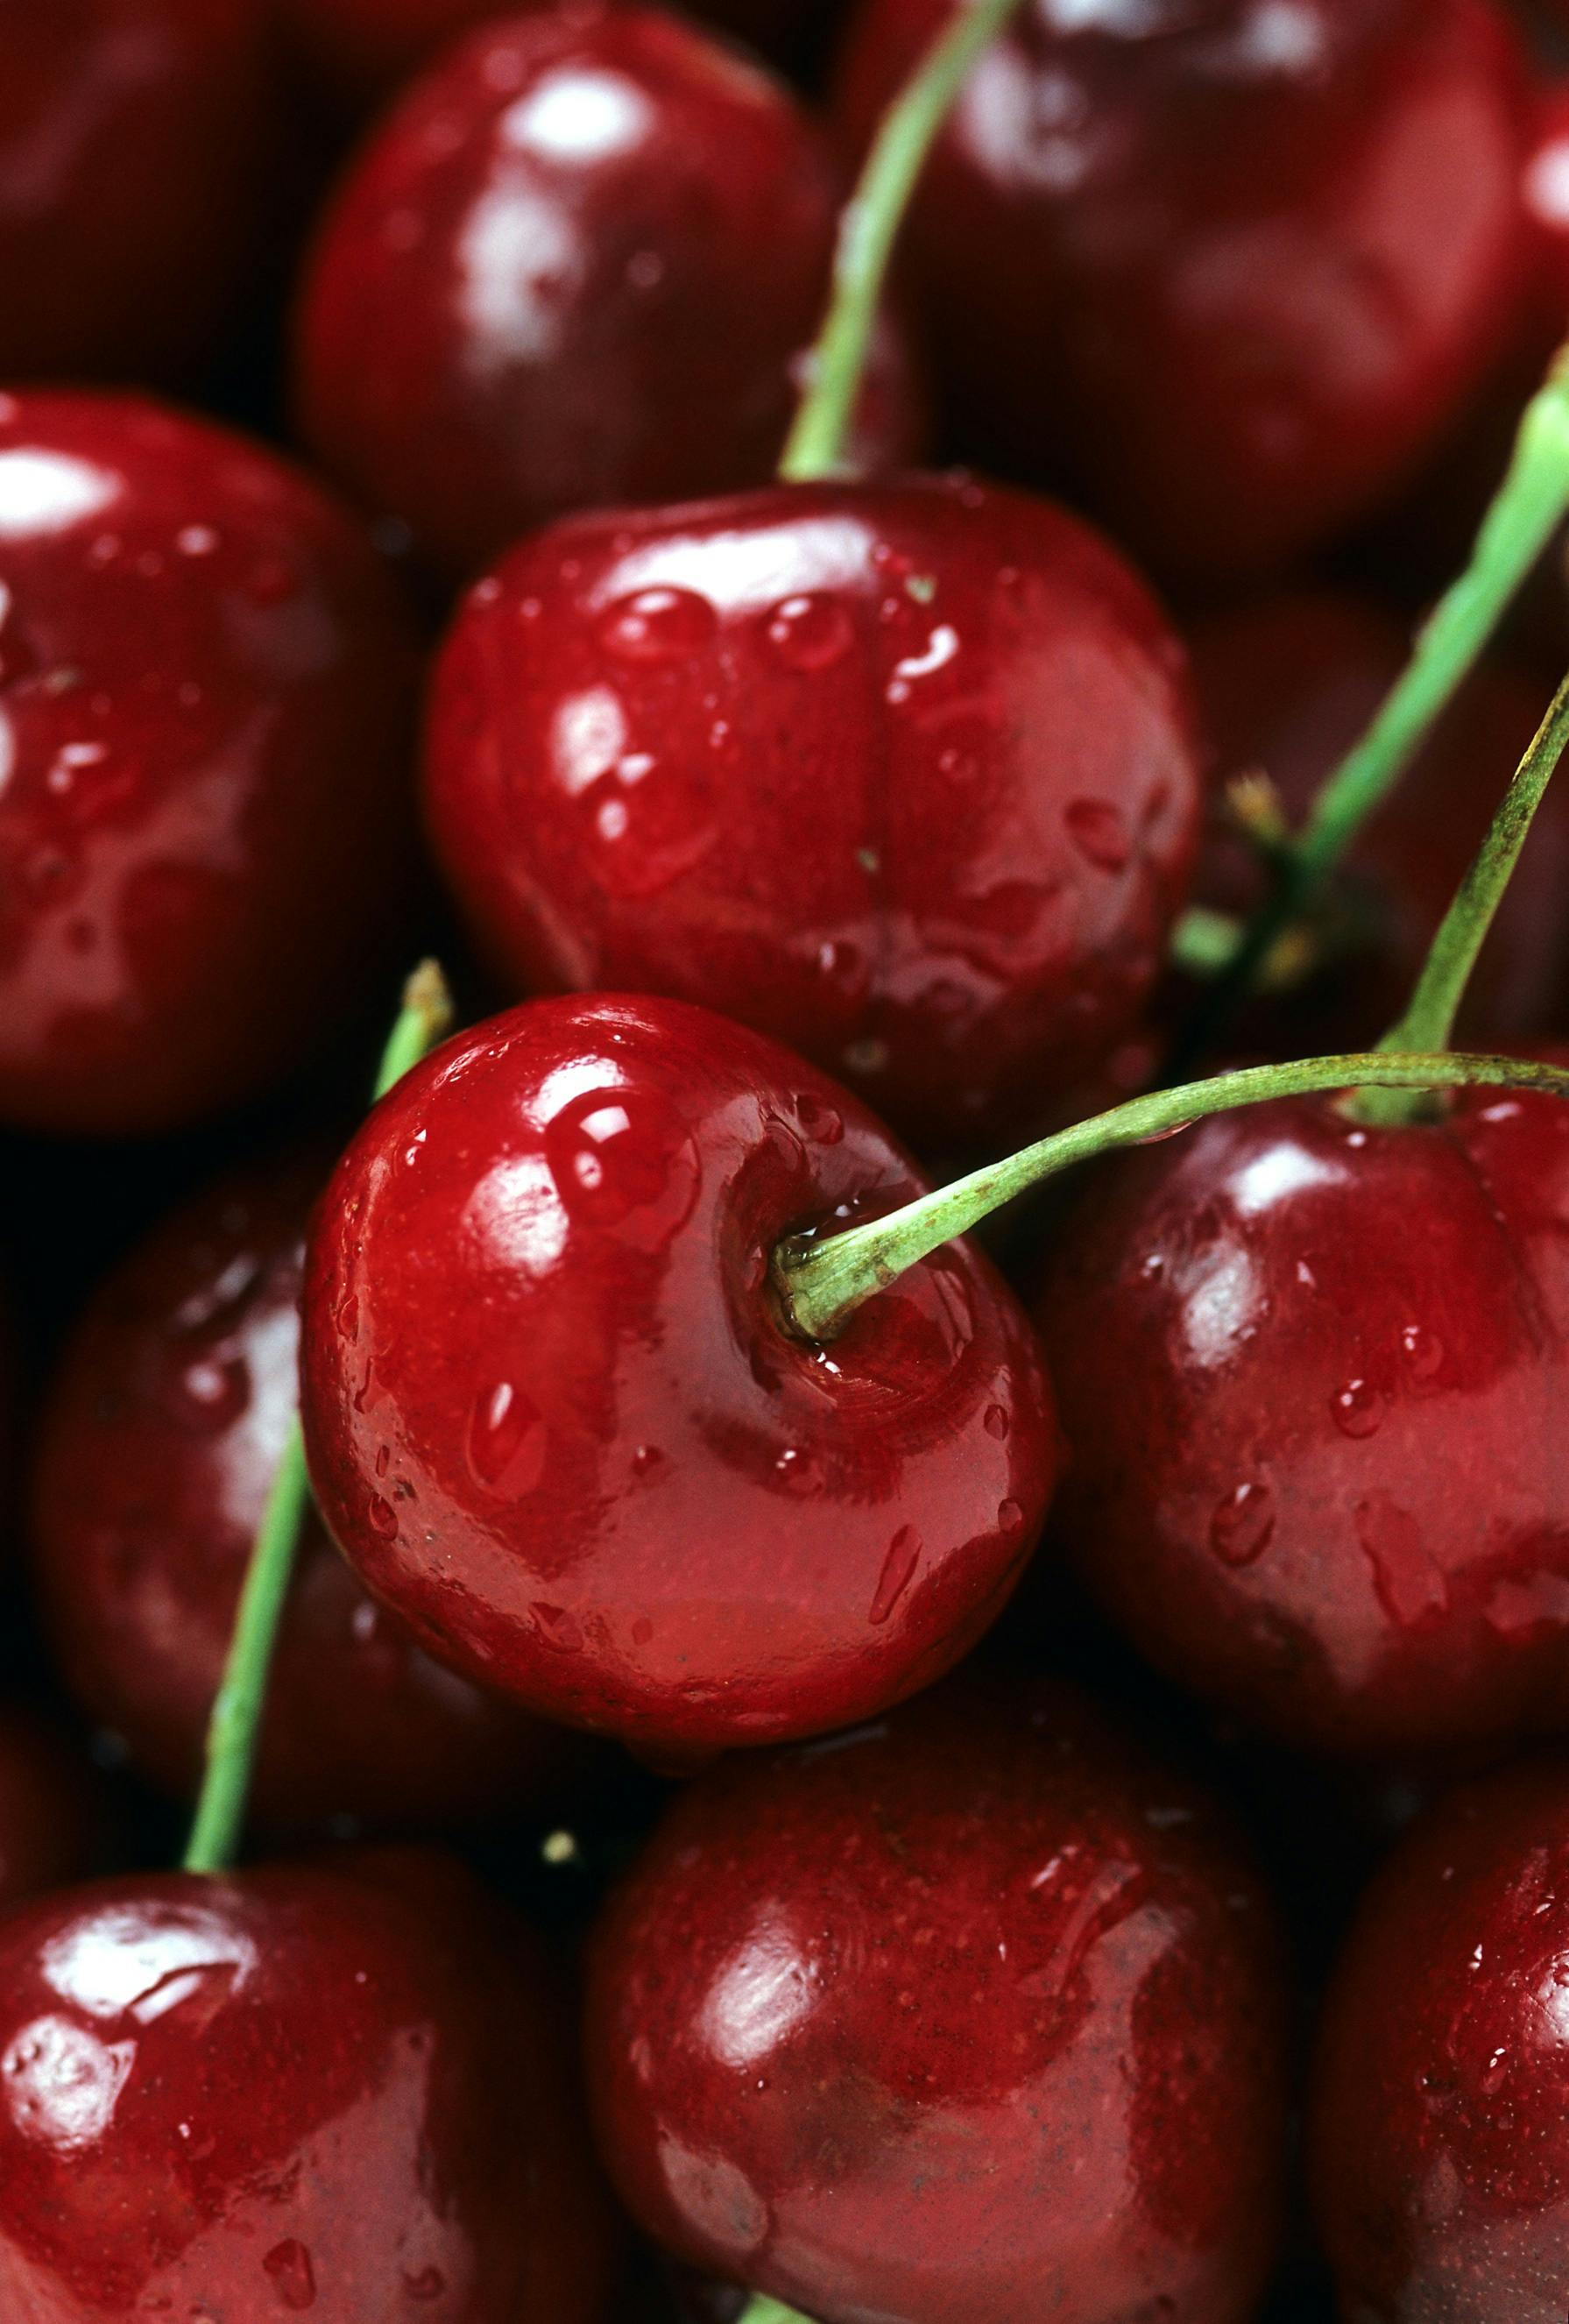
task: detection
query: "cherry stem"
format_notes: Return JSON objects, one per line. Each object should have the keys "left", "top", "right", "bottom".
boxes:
{"left": 774, "top": 1050, "right": 1569, "bottom": 1343}
{"left": 734, "top": 2302, "right": 814, "bottom": 2324}
{"left": 181, "top": 960, "right": 456, "bottom": 1878}
{"left": 779, "top": 0, "right": 1028, "bottom": 482}
{"left": 1354, "top": 669, "right": 1569, "bottom": 1127}
{"left": 1174, "top": 344, "right": 1569, "bottom": 1047}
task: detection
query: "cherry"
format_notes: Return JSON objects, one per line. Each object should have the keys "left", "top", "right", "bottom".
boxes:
{"left": 834, "top": 0, "right": 1536, "bottom": 576}
{"left": 0, "top": 0, "right": 273, "bottom": 384}
{"left": 584, "top": 1676, "right": 1289, "bottom": 2324}
{"left": 0, "top": 391, "right": 420, "bottom": 1138}
{"left": 1311, "top": 1751, "right": 1569, "bottom": 2320}
{"left": 1034, "top": 1075, "right": 1569, "bottom": 1761}
{"left": 425, "top": 472, "right": 1201, "bottom": 1152}
{"left": 0, "top": 1847, "right": 617, "bottom": 2318}
{"left": 293, "top": 4, "right": 924, "bottom": 578}
{"left": 299, "top": 993, "right": 1057, "bottom": 1758}
{"left": 280, "top": 0, "right": 842, "bottom": 103}
{"left": 0, "top": 1710, "right": 103, "bottom": 1913}
{"left": 31, "top": 1153, "right": 608, "bottom": 1835}
{"left": 1186, "top": 591, "right": 1569, "bottom": 1048}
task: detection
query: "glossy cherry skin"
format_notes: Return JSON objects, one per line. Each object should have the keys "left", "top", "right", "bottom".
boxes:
{"left": 293, "top": 5, "right": 923, "bottom": 579}
{"left": 0, "top": 1849, "right": 616, "bottom": 2320}
{"left": 426, "top": 475, "right": 1201, "bottom": 1152}
{"left": 0, "top": 392, "right": 420, "bottom": 1137}
{"left": 1035, "top": 1081, "right": 1569, "bottom": 1761}
{"left": 585, "top": 1676, "right": 1290, "bottom": 2324}
{"left": 31, "top": 1155, "right": 607, "bottom": 1836}
{"left": 0, "top": 0, "right": 272, "bottom": 383}
{"left": 0, "top": 1710, "right": 103, "bottom": 1914}
{"left": 835, "top": 0, "right": 1534, "bottom": 577}
{"left": 1187, "top": 592, "right": 1569, "bottom": 1051}
{"left": 280, "top": 0, "right": 841, "bottom": 101}
{"left": 1311, "top": 1753, "right": 1569, "bottom": 2321}
{"left": 300, "top": 994, "right": 1058, "bottom": 1757}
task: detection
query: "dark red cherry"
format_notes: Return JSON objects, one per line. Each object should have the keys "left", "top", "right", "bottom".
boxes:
{"left": 1187, "top": 591, "right": 1569, "bottom": 1048}
{"left": 0, "top": 1849, "right": 617, "bottom": 2319}
{"left": 0, "top": 0, "right": 272, "bottom": 383}
{"left": 0, "top": 1710, "right": 103, "bottom": 1913}
{"left": 1035, "top": 1079, "right": 1569, "bottom": 1761}
{"left": 293, "top": 5, "right": 924, "bottom": 578}
{"left": 584, "top": 1676, "right": 1290, "bottom": 2324}
{"left": 300, "top": 994, "right": 1057, "bottom": 1757}
{"left": 0, "top": 392, "right": 419, "bottom": 1138}
{"left": 1311, "top": 1752, "right": 1569, "bottom": 2320}
{"left": 835, "top": 0, "right": 1535, "bottom": 576}
{"left": 425, "top": 474, "right": 1200, "bottom": 1151}
{"left": 31, "top": 1155, "right": 607, "bottom": 1835}
{"left": 280, "top": 0, "right": 841, "bottom": 103}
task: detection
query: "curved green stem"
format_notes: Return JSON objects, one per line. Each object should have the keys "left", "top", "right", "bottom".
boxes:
{"left": 1177, "top": 344, "right": 1569, "bottom": 1054}
{"left": 780, "top": 0, "right": 1028, "bottom": 482}
{"left": 182, "top": 959, "right": 456, "bottom": 1877}
{"left": 736, "top": 2302, "right": 815, "bottom": 2324}
{"left": 774, "top": 1050, "right": 1569, "bottom": 1343}
{"left": 1354, "top": 670, "right": 1569, "bottom": 1128}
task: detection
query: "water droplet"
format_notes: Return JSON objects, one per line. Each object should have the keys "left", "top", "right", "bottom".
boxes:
{"left": 531, "top": 1603, "right": 583, "bottom": 1653}
{"left": 1399, "top": 1323, "right": 1444, "bottom": 1382}
{"left": 597, "top": 586, "right": 716, "bottom": 662}
{"left": 162, "top": 1353, "right": 250, "bottom": 1434}
{"left": 795, "top": 1092, "right": 844, "bottom": 1144}
{"left": 401, "top": 2266, "right": 447, "bottom": 2303}
{"left": 1065, "top": 797, "right": 1132, "bottom": 873}
{"left": 631, "top": 1615, "right": 654, "bottom": 1647}
{"left": 263, "top": 2240, "right": 316, "bottom": 2311}
{"left": 334, "top": 1291, "right": 359, "bottom": 1343}
{"left": 816, "top": 938, "right": 867, "bottom": 998}
{"left": 998, "top": 1499, "right": 1025, "bottom": 1534}
{"left": 870, "top": 1526, "right": 922, "bottom": 1624}
{"left": 545, "top": 1086, "right": 701, "bottom": 1252}
{"left": 984, "top": 1404, "right": 1009, "bottom": 1441}
{"left": 1205, "top": 1480, "right": 1274, "bottom": 1567}
{"left": 367, "top": 1497, "right": 399, "bottom": 1541}
{"left": 466, "top": 1380, "right": 545, "bottom": 1491}
{"left": 764, "top": 592, "right": 854, "bottom": 673}
{"left": 1332, "top": 1379, "right": 1382, "bottom": 1438}
{"left": 631, "top": 1442, "right": 662, "bottom": 1477}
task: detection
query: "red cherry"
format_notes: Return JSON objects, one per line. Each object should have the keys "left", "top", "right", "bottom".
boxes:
{"left": 299, "top": 994, "right": 1057, "bottom": 1757}
{"left": 1311, "top": 1753, "right": 1569, "bottom": 2320}
{"left": 425, "top": 474, "right": 1200, "bottom": 1151}
{"left": 31, "top": 1154, "right": 609, "bottom": 1835}
{"left": 293, "top": 4, "right": 925, "bottom": 578}
{"left": 0, "top": 392, "right": 420, "bottom": 1138}
{"left": 280, "top": 0, "right": 841, "bottom": 102}
{"left": 0, "top": 1710, "right": 103, "bottom": 1913}
{"left": 584, "top": 1677, "right": 1290, "bottom": 2324}
{"left": 1035, "top": 1080, "right": 1569, "bottom": 1761}
{"left": 0, "top": 0, "right": 272, "bottom": 383}
{"left": 0, "top": 1849, "right": 617, "bottom": 2318}
{"left": 834, "top": 0, "right": 1535, "bottom": 576}
{"left": 1187, "top": 591, "right": 1569, "bottom": 1047}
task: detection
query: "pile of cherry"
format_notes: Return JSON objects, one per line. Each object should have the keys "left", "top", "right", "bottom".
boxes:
{"left": 8, "top": 0, "right": 1569, "bottom": 2318}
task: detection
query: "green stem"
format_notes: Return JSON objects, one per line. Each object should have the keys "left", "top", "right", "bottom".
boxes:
{"left": 1177, "top": 345, "right": 1569, "bottom": 1052}
{"left": 735, "top": 2302, "right": 815, "bottom": 2324}
{"left": 1355, "top": 670, "right": 1569, "bottom": 1128}
{"left": 779, "top": 0, "right": 1028, "bottom": 482}
{"left": 774, "top": 1050, "right": 1569, "bottom": 1343}
{"left": 181, "top": 959, "right": 455, "bottom": 1877}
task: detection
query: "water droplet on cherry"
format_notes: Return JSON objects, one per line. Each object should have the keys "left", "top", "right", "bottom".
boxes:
{"left": 545, "top": 1086, "right": 700, "bottom": 1251}
{"left": 1065, "top": 797, "right": 1132, "bottom": 872}
{"left": 262, "top": 2238, "right": 316, "bottom": 2311}
{"left": 530, "top": 1603, "right": 583, "bottom": 1653}
{"left": 764, "top": 592, "right": 854, "bottom": 673}
{"left": 597, "top": 586, "right": 716, "bottom": 662}
{"left": 870, "top": 1525, "right": 922, "bottom": 1626}
{"left": 1332, "top": 1379, "right": 1382, "bottom": 1438}
{"left": 466, "top": 1379, "right": 545, "bottom": 1491}
{"left": 1209, "top": 1480, "right": 1276, "bottom": 1568}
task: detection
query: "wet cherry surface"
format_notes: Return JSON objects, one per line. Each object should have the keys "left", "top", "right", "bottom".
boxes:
{"left": 0, "top": 1710, "right": 103, "bottom": 1914}
{"left": 0, "top": 0, "right": 272, "bottom": 383}
{"left": 585, "top": 1676, "right": 1289, "bottom": 2324}
{"left": 0, "top": 392, "right": 420, "bottom": 1137}
{"left": 1312, "top": 1753, "right": 1569, "bottom": 2322}
{"left": 1035, "top": 1080, "right": 1569, "bottom": 1761}
{"left": 300, "top": 993, "right": 1058, "bottom": 1757}
{"left": 0, "top": 1848, "right": 616, "bottom": 2320}
{"left": 835, "top": 0, "right": 1534, "bottom": 575}
{"left": 1186, "top": 591, "right": 1569, "bottom": 1049}
{"left": 426, "top": 473, "right": 1200, "bottom": 1151}
{"left": 31, "top": 1155, "right": 607, "bottom": 1835}
{"left": 294, "top": 4, "right": 923, "bottom": 577}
